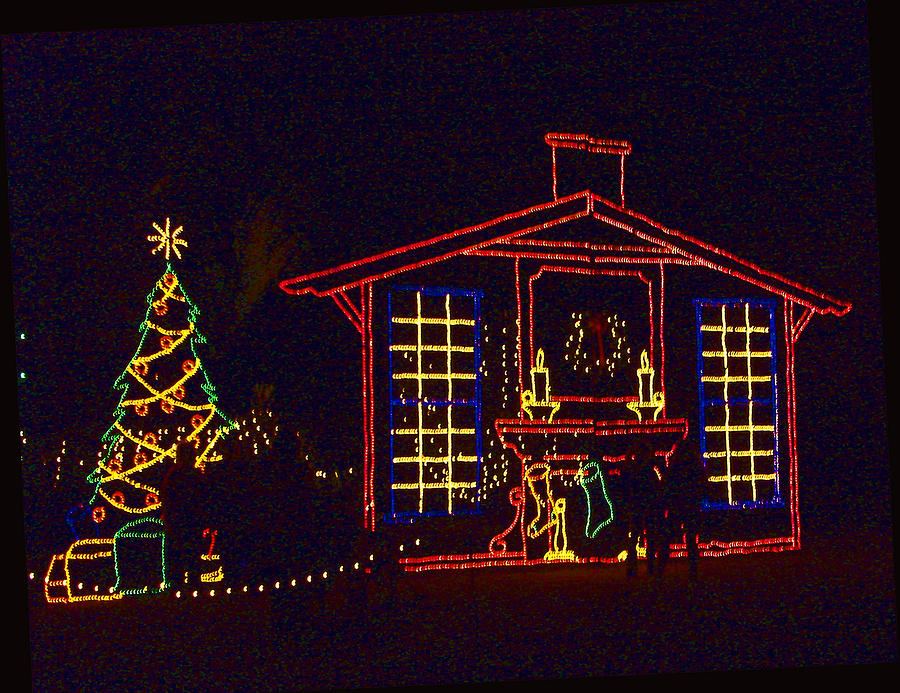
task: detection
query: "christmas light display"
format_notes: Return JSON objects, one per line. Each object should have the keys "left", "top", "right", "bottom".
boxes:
{"left": 578, "top": 461, "right": 615, "bottom": 538}
{"left": 563, "top": 310, "right": 633, "bottom": 382}
{"left": 524, "top": 462, "right": 574, "bottom": 560}
{"left": 87, "top": 261, "right": 233, "bottom": 508}
{"left": 45, "top": 219, "right": 235, "bottom": 603}
{"left": 388, "top": 286, "right": 482, "bottom": 520}
{"left": 44, "top": 538, "right": 121, "bottom": 603}
{"left": 520, "top": 348, "right": 561, "bottom": 422}
{"left": 112, "top": 517, "right": 167, "bottom": 596}
{"left": 625, "top": 350, "right": 665, "bottom": 422}
{"left": 147, "top": 217, "right": 187, "bottom": 261}
{"left": 696, "top": 299, "right": 780, "bottom": 509}
{"left": 278, "top": 131, "right": 851, "bottom": 572}
{"left": 199, "top": 528, "right": 224, "bottom": 583}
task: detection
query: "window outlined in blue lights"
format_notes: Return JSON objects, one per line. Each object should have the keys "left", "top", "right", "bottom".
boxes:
{"left": 388, "top": 285, "right": 483, "bottom": 521}
{"left": 695, "top": 298, "right": 781, "bottom": 510}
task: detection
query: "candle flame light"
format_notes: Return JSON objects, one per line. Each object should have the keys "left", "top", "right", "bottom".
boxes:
{"left": 521, "top": 348, "right": 561, "bottom": 422}
{"left": 626, "top": 349, "right": 664, "bottom": 421}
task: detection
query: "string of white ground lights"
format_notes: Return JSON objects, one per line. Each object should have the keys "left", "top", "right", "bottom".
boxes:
{"left": 34, "top": 539, "right": 423, "bottom": 601}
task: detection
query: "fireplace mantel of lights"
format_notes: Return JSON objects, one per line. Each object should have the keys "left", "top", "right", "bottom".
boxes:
{"left": 487, "top": 416, "right": 688, "bottom": 563}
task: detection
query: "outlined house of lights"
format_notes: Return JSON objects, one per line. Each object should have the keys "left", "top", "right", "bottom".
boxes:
{"left": 280, "top": 133, "right": 851, "bottom": 572}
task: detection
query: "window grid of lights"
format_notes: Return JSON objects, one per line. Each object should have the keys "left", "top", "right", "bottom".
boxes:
{"left": 389, "top": 286, "right": 483, "bottom": 519}
{"left": 696, "top": 299, "right": 781, "bottom": 509}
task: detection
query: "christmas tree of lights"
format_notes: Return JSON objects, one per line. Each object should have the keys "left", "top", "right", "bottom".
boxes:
{"left": 45, "top": 218, "right": 235, "bottom": 602}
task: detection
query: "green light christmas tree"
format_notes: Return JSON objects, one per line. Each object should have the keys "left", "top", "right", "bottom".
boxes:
{"left": 45, "top": 218, "right": 235, "bottom": 603}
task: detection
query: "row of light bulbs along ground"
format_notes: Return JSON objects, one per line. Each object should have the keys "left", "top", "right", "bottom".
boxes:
{"left": 29, "top": 539, "right": 422, "bottom": 600}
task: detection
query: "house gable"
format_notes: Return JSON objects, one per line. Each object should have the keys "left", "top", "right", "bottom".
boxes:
{"left": 280, "top": 189, "right": 851, "bottom": 319}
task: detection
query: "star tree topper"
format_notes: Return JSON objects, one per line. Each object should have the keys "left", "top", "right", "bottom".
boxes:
{"left": 147, "top": 217, "right": 187, "bottom": 260}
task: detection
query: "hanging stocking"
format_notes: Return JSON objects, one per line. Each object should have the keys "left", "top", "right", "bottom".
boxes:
{"left": 578, "top": 461, "right": 614, "bottom": 538}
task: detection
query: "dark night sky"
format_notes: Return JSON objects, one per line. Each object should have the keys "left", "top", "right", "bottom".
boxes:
{"left": 6, "top": 3, "right": 888, "bottom": 539}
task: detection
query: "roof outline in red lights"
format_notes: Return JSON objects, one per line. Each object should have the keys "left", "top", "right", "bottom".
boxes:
{"left": 279, "top": 188, "right": 851, "bottom": 317}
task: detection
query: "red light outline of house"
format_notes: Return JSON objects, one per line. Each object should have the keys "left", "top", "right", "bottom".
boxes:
{"left": 280, "top": 134, "right": 850, "bottom": 569}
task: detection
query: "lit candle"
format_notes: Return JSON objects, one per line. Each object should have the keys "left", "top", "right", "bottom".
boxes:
{"left": 531, "top": 348, "right": 551, "bottom": 402}
{"left": 637, "top": 350, "right": 652, "bottom": 404}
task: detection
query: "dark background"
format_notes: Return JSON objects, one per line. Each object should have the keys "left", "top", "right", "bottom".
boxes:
{"left": 6, "top": 0, "right": 893, "bottom": 683}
